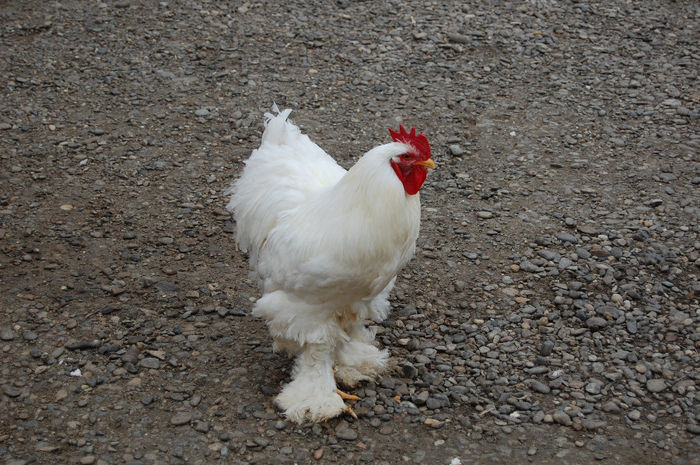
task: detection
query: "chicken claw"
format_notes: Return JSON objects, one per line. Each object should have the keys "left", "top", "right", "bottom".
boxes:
{"left": 334, "top": 389, "right": 361, "bottom": 401}
{"left": 342, "top": 404, "right": 358, "bottom": 420}
{"left": 334, "top": 389, "right": 360, "bottom": 420}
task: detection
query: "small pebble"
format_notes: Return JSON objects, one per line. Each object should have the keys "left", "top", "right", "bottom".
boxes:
{"left": 170, "top": 412, "right": 193, "bottom": 426}
{"left": 335, "top": 421, "right": 358, "bottom": 441}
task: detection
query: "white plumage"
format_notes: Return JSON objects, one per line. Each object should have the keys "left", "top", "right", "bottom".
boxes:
{"left": 226, "top": 107, "right": 432, "bottom": 423}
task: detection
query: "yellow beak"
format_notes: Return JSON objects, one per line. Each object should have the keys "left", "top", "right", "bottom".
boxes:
{"left": 415, "top": 159, "right": 435, "bottom": 169}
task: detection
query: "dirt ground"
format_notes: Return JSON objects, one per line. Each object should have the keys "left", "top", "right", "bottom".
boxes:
{"left": 1, "top": 1, "right": 698, "bottom": 464}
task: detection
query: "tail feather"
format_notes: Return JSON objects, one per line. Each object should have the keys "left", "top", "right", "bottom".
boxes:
{"left": 226, "top": 105, "right": 346, "bottom": 270}
{"left": 262, "top": 105, "right": 295, "bottom": 146}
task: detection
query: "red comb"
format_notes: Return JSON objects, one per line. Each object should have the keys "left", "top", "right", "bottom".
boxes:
{"left": 389, "top": 125, "right": 431, "bottom": 160}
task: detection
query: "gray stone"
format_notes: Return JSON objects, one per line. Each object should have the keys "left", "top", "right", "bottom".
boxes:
{"left": 426, "top": 397, "right": 443, "bottom": 410}
{"left": 170, "top": 412, "right": 192, "bottom": 426}
{"left": 577, "top": 224, "right": 599, "bottom": 235}
{"left": 586, "top": 379, "right": 604, "bottom": 395}
{"left": 602, "top": 401, "right": 621, "bottom": 413}
{"left": 555, "top": 232, "right": 579, "bottom": 244}
{"left": 274, "top": 420, "right": 287, "bottom": 430}
{"left": 0, "top": 325, "right": 15, "bottom": 341}
{"left": 414, "top": 390, "right": 429, "bottom": 405}
{"left": 66, "top": 340, "right": 100, "bottom": 350}
{"left": 335, "top": 421, "right": 358, "bottom": 441}
{"left": 253, "top": 437, "right": 270, "bottom": 447}
{"left": 540, "top": 340, "right": 554, "bottom": 356}
{"left": 646, "top": 379, "right": 667, "bottom": 393}
{"left": 552, "top": 410, "right": 572, "bottom": 426}
{"left": 582, "top": 419, "right": 607, "bottom": 431}
{"left": 538, "top": 250, "right": 559, "bottom": 261}
{"left": 448, "top": 144, "right": 465, "bottom": 156}
{"left": 586, "top": 317, "right": 607, "bottom": 330}
{"left": 379, "top": 424, "right": 394, "bottom": 435}
{"left": 530, "top": 380, "right": 551, "bottom": 394}
{"left": 193, "top": 421, "right": 209, "bottom": 433}
{"left": 138, "top": 357, "right": 161, "bottom": 369}
{"left": 575, "top": 247, "right": 591, "bottom": 259}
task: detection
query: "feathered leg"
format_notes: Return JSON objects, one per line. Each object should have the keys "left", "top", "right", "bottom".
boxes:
{"left": 275, "top": 342, "right": 357, "bottom": 423}
{"left": 334, "top": 324, "right": 389, "bottom": 388}
{"left": 334, "top": 280, "right": 394, "bottom": 387}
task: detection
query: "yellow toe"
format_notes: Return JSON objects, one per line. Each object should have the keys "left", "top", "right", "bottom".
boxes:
{"left": 334, "top": 388, "right": 361, "bottom": 401}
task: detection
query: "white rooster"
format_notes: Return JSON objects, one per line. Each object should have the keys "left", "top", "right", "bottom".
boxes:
{"left": 226, "top": 107, "right": 434, "bottom": 423}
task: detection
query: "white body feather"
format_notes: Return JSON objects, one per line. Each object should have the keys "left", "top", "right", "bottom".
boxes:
{"left": 226, "top": 108, "right": 423, "bottom": 422}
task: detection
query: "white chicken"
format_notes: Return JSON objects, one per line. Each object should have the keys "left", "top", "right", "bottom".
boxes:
{"left": 226, "top": 106, "right": 434, "bottom": 423}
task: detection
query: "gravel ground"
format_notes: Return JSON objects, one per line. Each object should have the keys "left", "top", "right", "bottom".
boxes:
{"left": 1, "top": 1, "right": 698, "bottom": 464}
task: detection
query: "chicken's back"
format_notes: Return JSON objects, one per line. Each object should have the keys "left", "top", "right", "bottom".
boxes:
{"left": 226, "top": 108, "right": 346, "bottom": 266}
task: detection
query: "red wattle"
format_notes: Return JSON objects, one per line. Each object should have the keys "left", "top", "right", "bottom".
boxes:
{"left": 391, "top": 161, "right": 427, "bottom": 196}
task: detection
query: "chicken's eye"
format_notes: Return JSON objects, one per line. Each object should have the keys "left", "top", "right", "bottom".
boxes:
{"left": 401, "top": 154, "right": 411, "bottom": 160}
